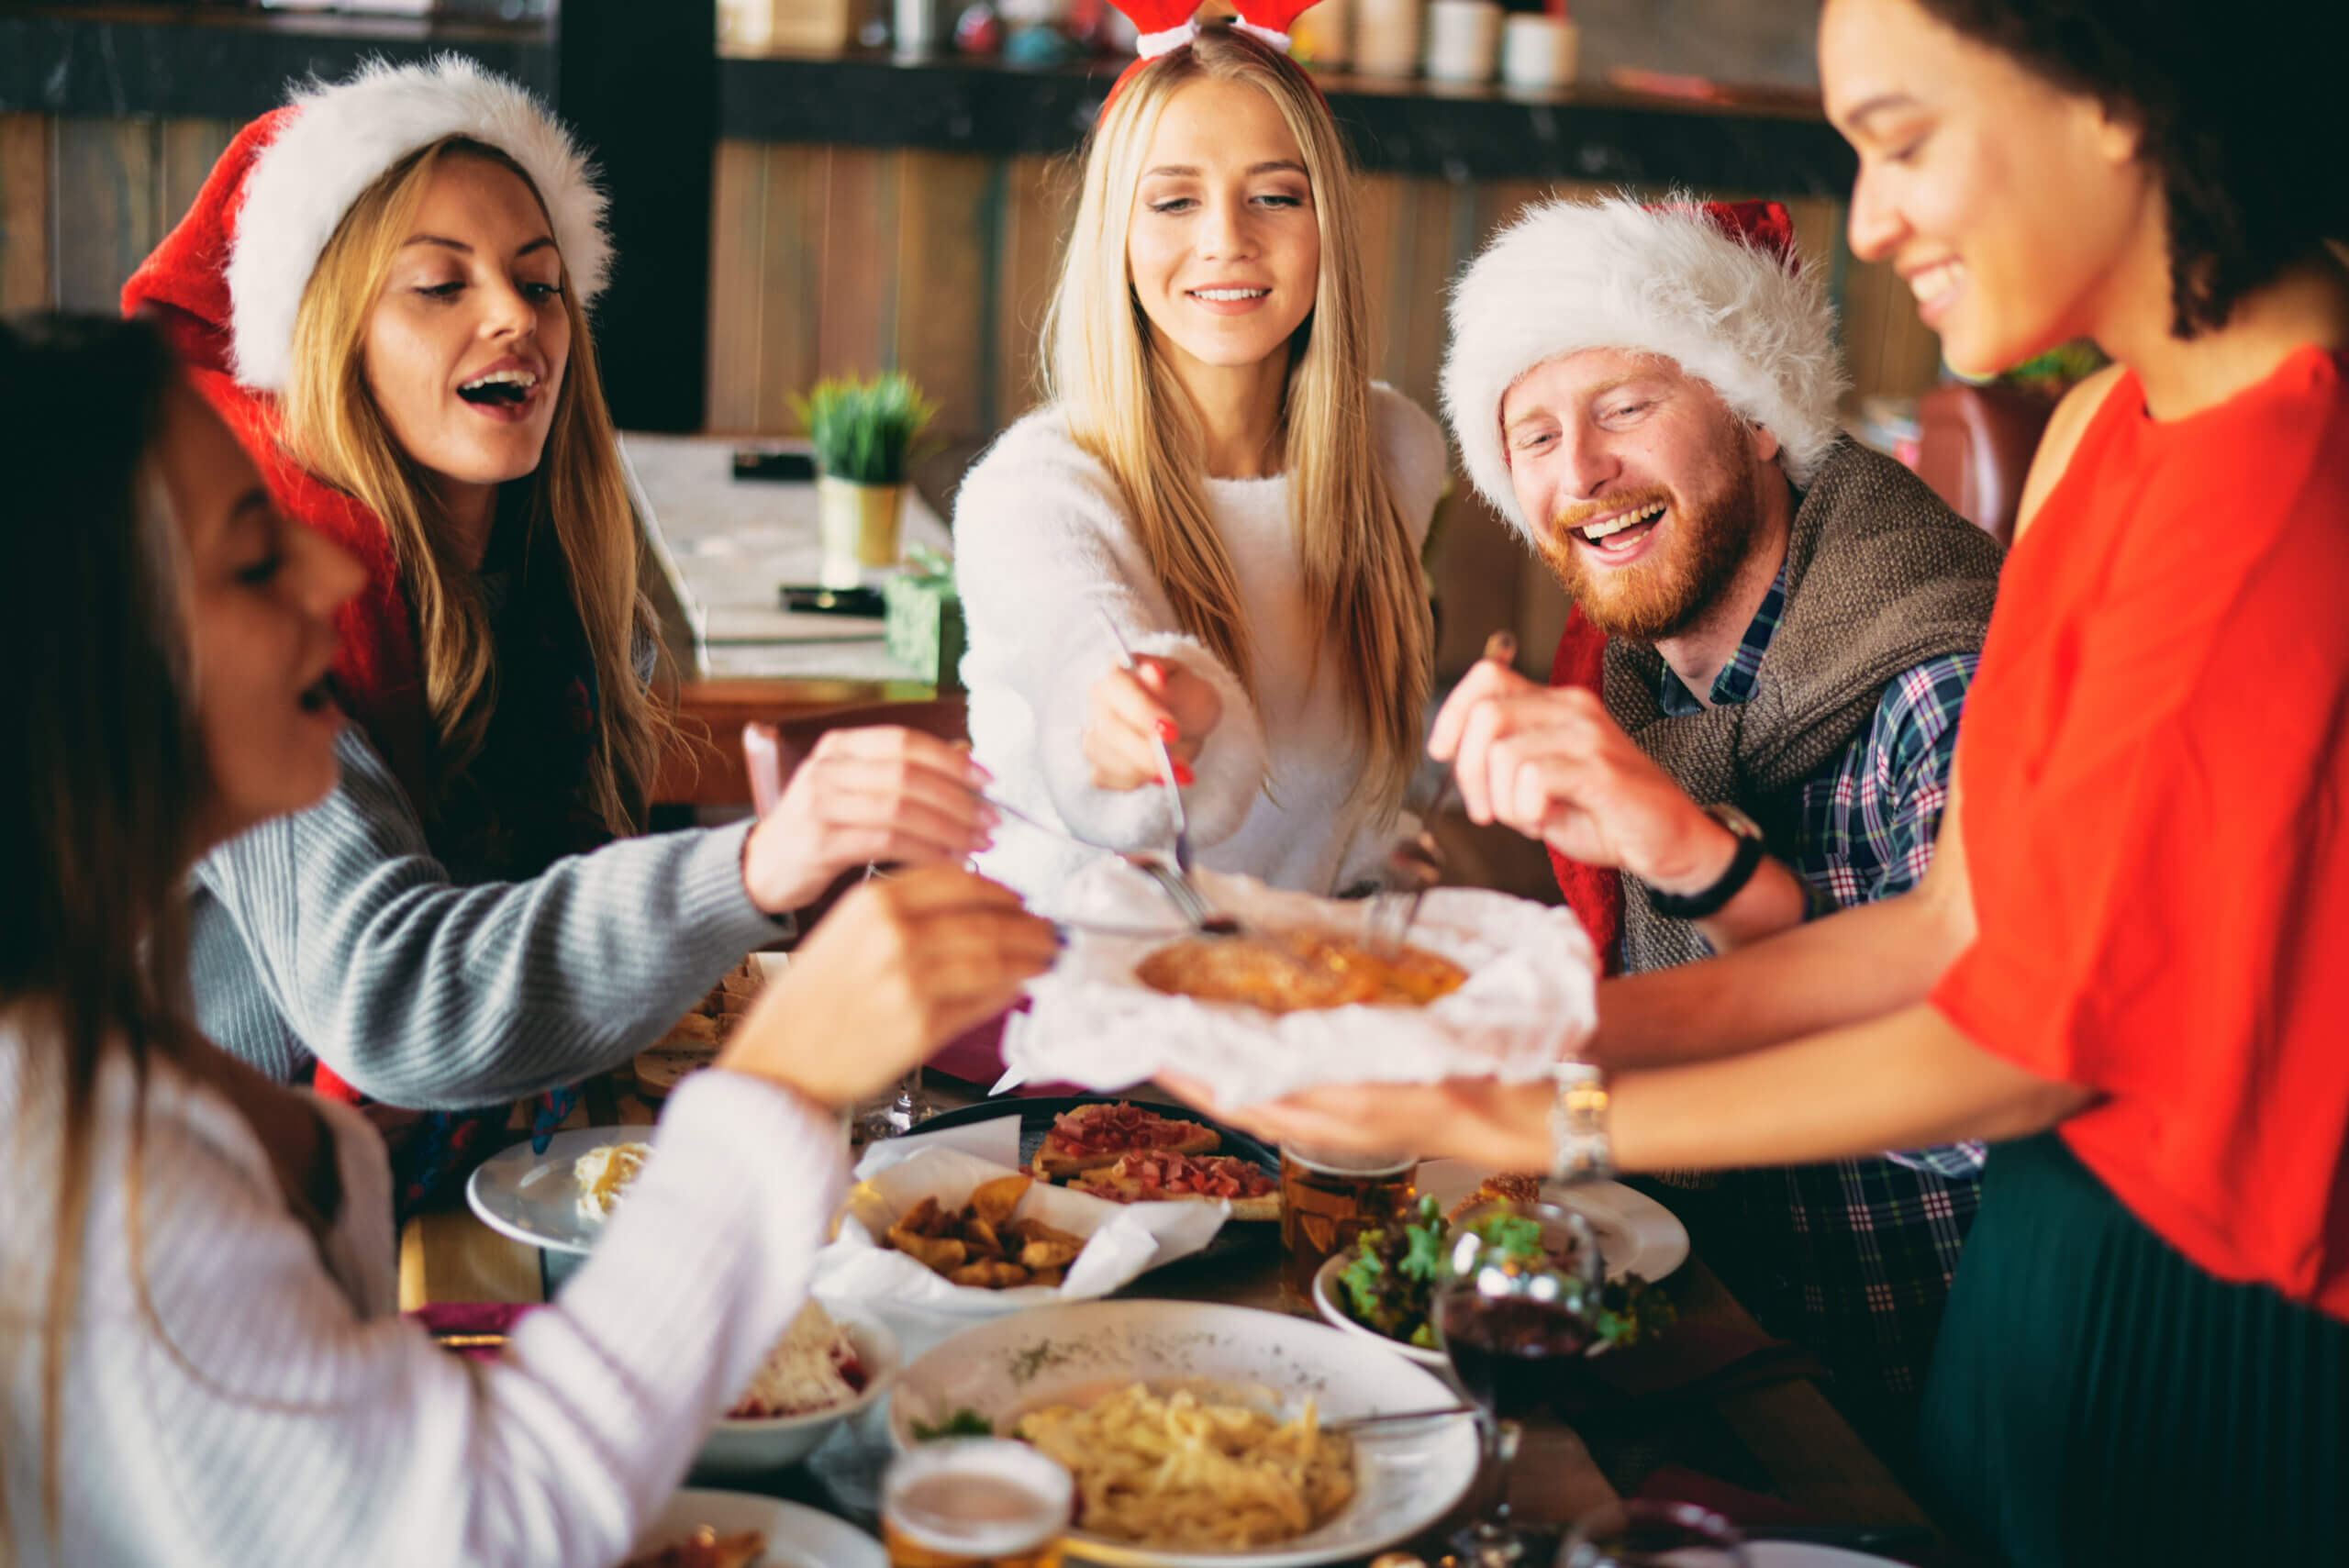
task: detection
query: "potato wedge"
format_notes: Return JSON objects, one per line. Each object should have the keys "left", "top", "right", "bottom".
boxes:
{"left": 1019, "top": 1238, "right": 1082, "bottom": 1271}
{"left": 950, "top": 1260, "right": 1032, "bottom": 1289}
{"left": 969, "top": 1174, "right": 1031, "bottom": 1228}
{"left": 898, "top": 1196, "right": 942, "bottom": 1237}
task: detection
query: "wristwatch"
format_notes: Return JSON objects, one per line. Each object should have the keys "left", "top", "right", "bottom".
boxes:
{"left": 1642, "top": 803, "right": 1767, "bottom": 921}
{"left": 1548, "top": 1061, "right": 1614, "bottom": 1185}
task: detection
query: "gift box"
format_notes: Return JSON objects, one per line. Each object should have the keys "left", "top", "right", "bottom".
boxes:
{"left": 885, "top": 546, "right": 966, "bottom": 689}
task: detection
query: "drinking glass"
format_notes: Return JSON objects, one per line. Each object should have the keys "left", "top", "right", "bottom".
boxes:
{"left": 850, "top": 860, "right": 941, "bottom": 1143}
{"left": 1555, "top": 1500, "right": 1748, "bottom": 1567}
{"left": 1435, "top": 1199, "right": 1606, "bottom": 1566}
{"left": 1278, "top": 1142, "right": 1417, "bottom": 1301}
{"left": 881, "top": 1438, "right": 1072, "bottom": 1568}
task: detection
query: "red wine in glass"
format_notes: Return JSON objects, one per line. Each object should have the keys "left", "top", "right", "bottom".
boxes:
{"left": 1439, "top": 1293, "right": 1599, "bottom": 1419}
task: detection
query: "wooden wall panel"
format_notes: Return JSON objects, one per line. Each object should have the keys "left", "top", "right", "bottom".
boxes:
{"left": 752, "top": 144, "right": 829, "bottom": 430}
{"left": 993, "top": 152, "right": 1074, "bottom": 426}
{"left": 160, "top": 119, "right": 238, "bottom": 235}
{"left": 705, "top": 139, "right": 769, "bottom": 431}
{"left": 816, "top": 146, "right": 895, "bottom": 384}
{"left": 0, "top": 114, "right": 51, "bottom": 313}
{"left": 892, "top": 150, "right": 994, "bottom": 443}
{"left": 54, "top": 117, "right": 160, "bottom": 313}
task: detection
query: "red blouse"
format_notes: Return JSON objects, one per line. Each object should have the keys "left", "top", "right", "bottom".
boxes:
{"left": 1932, "top": 346, "right": 2349, "bottom": 1318}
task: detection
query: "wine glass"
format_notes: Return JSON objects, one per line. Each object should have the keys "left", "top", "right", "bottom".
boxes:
{"left": 1556, "top": 1499, "right": 1749, "bottom": 1567}
{"left": 1435, "top": 1198, "right": 1607, "bottom": 1566}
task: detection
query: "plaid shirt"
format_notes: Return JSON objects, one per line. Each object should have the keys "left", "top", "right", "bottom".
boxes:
{"left": 1653, "top": 565, "right": 1986, "bottom": 1406}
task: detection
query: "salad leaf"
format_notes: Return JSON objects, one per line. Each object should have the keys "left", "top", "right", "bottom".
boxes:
{"left": 911, "top": 1407, "right": 993, "bottom": 1441}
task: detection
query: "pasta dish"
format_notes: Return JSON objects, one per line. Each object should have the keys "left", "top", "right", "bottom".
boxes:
{"left": 1014, "top": 1383, "right": 1355, "bottom": 1549}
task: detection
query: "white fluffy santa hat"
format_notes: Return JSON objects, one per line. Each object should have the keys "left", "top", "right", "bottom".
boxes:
{"left": 1442, "top": 194, "right": 1847, "bottom": 540}
{"left": 224, "top": 55, "right": 610, "bottom": 392}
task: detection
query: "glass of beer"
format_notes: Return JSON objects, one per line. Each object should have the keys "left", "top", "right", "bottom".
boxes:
{"left": 1279, "top": 1142, "right": 1417, "bottom": 1300}
{"left": 880, "top": 1439, "right": 1073, "bottom": 1568}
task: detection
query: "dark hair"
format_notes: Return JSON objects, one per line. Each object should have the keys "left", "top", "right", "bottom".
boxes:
{"left": 1912, "top": 0, "right": 2347, "bottom": 338}
{"left": 0, "top": 312, "right": 206, "bottom": 1535}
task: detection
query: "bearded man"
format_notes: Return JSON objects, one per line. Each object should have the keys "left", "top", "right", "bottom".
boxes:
{"left": 1437, "top": 195, "right": 2005, "bottom": 1451}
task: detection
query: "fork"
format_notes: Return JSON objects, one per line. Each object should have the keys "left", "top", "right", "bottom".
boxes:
{"left": 1364, "top": 630, "right": 1518, "bottom": 954}
{"left": 983, "top": 791, "right": 1239, "bottom": 936}
{"left": 1093, "top": 606, "right": 1196, "bottom": 878}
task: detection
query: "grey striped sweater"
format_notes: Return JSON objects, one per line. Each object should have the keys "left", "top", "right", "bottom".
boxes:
{"left": 189, "top": 724, "right": 783, "bottom": 1107}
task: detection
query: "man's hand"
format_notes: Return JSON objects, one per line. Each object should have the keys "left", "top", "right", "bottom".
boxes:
{"left": 1429, "top": 665, "right": 1737, "bottom": 896}
{"left": 719, "top": 869, "right": 1058, "bottom": 1107}
{"left": 740, "top": 727, "right": 996, "bottom": 914}
{"left": 1085, "top": 656, "right": 1222, "bottom": 791}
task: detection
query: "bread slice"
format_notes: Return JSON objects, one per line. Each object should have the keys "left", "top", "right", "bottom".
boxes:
{"left": 1032, "top": 1101, "right": 1219, "bottom": 1179}
{"left": 1071, "top": 1152, "right": 1280, "bottom": 1220}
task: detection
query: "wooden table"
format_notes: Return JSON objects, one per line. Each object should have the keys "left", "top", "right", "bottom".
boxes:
{"left": 404, "top": 1073, "right": 1937, "bottom": 1561}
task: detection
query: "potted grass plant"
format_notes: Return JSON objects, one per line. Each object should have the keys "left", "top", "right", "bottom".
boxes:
{"left": 794, "top": 371, "right": 938, "bottom": 589}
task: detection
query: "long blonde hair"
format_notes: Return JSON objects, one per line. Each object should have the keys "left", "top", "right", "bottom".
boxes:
{"left": 1042, "top": 26, "right": 1432, "bottom": 811}
{"left": 282, "top": 137, "right": 663, "bottom": 835}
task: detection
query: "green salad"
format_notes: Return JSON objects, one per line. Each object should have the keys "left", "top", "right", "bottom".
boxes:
{"left": 1335, "top": 1194, "right": 1675, "bottom": 1351}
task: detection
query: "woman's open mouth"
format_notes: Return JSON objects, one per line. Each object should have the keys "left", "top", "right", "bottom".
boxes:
{"left": 1186, "top": 285, "right": 1272, "bottom": 316}
{"left": 456, "top": 368, "right": 543, "bottom": 422}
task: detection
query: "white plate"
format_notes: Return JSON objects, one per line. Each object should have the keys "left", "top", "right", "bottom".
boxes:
{"left": 631, "top": 1489, "right": 885, "bottom": 1568}
{"left": 1746, "top": 1544, "right": 1915, "bottom": 1567}
{"left": 887, "top": 1299, "right": 1479, "bottom": 1568}
{"left": 1410, "top": 1160, "right": 1689, "bottom": 1280}
{"left": 465, "top": 1126, "right": 657, "bottom": 1256}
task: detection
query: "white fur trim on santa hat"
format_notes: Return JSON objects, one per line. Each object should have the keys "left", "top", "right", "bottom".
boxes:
{"left": 1441, "top": 193, "right": 1846, "bottom": 540}
{"left": 227, "top": 55, "right": 610, "bottom": 392}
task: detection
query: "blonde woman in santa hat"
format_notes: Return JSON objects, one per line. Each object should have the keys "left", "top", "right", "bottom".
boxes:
{"left": 123, "top": 60, "right": 991, "bottom": 1205}
{"left": 0, "top": 313, "right": 1053, "bottom": 1565}
{"left": 952, "top": 6, "right": 1447, "bottom": 917}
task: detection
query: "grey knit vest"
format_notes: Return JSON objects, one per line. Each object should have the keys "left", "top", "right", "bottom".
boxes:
{"left": 1606, "top": 439, "right": 2003, "bottom": 974}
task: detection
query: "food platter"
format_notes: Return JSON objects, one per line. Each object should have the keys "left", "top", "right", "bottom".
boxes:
{"left": 465, "top": 1125, "right": 655, "bottom": 1256}
{"left": 887, "top": 1299, "right": 1479, "bottom": 1568}
{"left": 906, "top": 1095, "right": 1281, "bottom": 1268}
{"left": 1411, "top": 1160, "right": 1690, "bottom": 1280}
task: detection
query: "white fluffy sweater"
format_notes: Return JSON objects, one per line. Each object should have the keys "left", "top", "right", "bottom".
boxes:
{"left": 955, "top": 385, "right": 1449, "bottom": 906}
{"left": 0, "top": 1022, "right": 844, "bottom": 1567}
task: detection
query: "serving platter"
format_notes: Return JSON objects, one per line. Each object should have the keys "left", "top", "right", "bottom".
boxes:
{"left": 886, "top": 1298, "right": 1479, "bottom": 1568}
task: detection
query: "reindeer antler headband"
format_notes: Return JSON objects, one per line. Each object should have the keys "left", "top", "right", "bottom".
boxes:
{"left": 1103, "top": 0, "right": 1325, "bottom": 105}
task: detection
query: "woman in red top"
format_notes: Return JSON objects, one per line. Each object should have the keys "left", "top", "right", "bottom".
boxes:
{"left": 1168, "top": 1, "right": 2349, "bottom": 1558}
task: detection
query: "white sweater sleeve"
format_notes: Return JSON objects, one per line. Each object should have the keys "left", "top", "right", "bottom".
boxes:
{"left": 7, "top": 1039, "right": 844, "bottom": 1568}
{"left": 954, "top": 412, "right": 1267, "bottom": 855}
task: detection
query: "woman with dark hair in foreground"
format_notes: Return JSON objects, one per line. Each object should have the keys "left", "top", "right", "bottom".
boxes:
{"left": 1172, "top": 2, "right": 2349, "bottom": 1559}
{"left": 0, "top": 316, "right": 1056, "bottom": 1563}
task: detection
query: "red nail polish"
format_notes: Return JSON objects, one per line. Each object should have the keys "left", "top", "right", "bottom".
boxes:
{"left": 1154, "top": 718, "right": 1180, "bottom": 743}
{"left": 1173, "top": 762, "right": 1196, "bottom": 786}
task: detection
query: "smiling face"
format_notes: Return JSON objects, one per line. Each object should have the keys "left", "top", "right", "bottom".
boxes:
{"left": 1820, "top": 0, "right": 2154, "bottom": 376}
{"left": 1501, "top": 348, "right": 1778, "bottom": 641}
{"left": 157, "top": 383, "right": 365, "bottom": 840}
{"left": 362, "top": 151, "right": 572, "bottom": 522}
{"left": 1125, "top": 76, "right": 1321, "bottom": 386}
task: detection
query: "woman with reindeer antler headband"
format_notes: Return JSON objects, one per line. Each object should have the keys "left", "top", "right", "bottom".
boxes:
{"left": 953, "top": 1, "right": 1448, "bottom": 929}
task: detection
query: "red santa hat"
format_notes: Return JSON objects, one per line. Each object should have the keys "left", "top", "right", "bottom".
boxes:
{"left": 138, "top": 55, "right": 608, "bottom": 395}
{"left": 1442, "top": 195, "right": 1847, "bottom": 541}
{"left": 1102, "top": 0, "right": 1325, "bottom": 103}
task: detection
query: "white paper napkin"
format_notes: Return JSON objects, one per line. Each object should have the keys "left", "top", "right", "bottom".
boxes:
{"left": 1000, "top": 863, "right": 1598, "bottom": 1106}
{"left": 808, "top": 1146, "right": 1227, "bottom": 1318}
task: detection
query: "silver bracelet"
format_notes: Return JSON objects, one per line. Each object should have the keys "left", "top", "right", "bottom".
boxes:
{"left": 1547, "top": 1061, "right": 1614, "bottom": 1185}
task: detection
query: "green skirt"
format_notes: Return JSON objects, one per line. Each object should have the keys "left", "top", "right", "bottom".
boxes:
{"left": 1920, "top": 1132, "right": 2348, "bottom": 1564}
